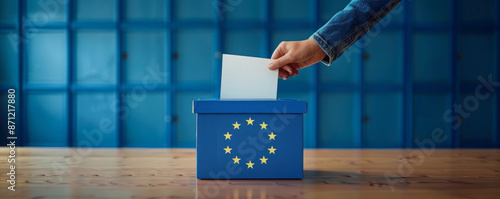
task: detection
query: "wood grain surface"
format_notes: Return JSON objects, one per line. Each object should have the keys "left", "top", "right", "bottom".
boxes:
{"left": 0, "top": 148, "right": 499, "bottom": 199}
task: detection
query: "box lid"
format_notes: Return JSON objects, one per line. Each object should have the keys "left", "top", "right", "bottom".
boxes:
{"left": 192, "top": 99, "right": 307, "bottom": 114}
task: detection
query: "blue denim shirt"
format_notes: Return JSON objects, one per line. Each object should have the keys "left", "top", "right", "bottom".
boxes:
{"left": 311, "top": 0, "right": 402, "bottom": 65}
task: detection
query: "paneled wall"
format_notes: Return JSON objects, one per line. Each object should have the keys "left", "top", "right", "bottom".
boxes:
{"left": 0, "top": 0, "right": 498, "bottom": 148}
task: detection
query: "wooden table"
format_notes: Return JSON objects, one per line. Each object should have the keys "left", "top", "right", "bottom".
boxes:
{"left": 1, "top": 148, "right": 499, "bottom": 199}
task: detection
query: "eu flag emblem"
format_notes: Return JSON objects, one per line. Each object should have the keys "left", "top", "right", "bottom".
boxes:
{"left": 193, "top": 100, "right": 307, "bottom": 179}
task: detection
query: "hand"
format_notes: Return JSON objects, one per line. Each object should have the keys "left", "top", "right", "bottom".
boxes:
{"left": 268, "top": 39, "right": 326, "bottom": 79}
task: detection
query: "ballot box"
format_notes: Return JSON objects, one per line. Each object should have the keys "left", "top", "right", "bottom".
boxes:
{"left": 192, "top": 99, "right": 307, "bottom": 179}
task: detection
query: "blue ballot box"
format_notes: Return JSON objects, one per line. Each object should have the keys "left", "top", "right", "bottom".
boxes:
{"left": 192, "top": 99, "right": 307, "bottom": 179}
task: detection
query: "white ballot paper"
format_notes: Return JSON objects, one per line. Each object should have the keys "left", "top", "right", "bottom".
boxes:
{"left": 220, "top": 54, "right": 278, "bottom": 99}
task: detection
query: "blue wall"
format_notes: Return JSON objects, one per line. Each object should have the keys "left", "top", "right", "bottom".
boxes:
{"left": 0, "top": 0, "right": 498, "bottom": 148}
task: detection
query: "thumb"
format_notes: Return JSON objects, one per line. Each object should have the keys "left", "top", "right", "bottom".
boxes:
{"left": 268, "top": 54, "right": 293, "bottom": 71}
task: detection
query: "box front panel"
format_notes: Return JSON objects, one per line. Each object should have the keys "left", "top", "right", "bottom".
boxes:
{"left": 197, "top": 113, "right": 303, "bottom": 179}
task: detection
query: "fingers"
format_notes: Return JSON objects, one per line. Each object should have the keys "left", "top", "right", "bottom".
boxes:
{"left": 271, "top": 42, "right": 287, "bottom": 59}
{"left": 289, "top": 68, "right": 299, "bottom": 77}
{"left": 279, "top": 65, "right": 293, "bottom": 80}
{"left": 278, "top": 68, "right": 289, "bottom": 79}
{"left": 282, "top": 65, "right": 293, "bottom": 75}
{"left": 269, "top": 41, "right": 299, "bottom": 79}
{"left": 269, "top": 42, "right": 294, "bottom": 71}
{"left": 278, "top": 65, "right": 299, "bottom": 80}
{"left": 268, "top": 53, "right": 293, "bottom": 71}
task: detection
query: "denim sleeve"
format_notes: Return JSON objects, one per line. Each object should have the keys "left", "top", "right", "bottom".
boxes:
{"left": 310, "top": 0, "right": 402, "bottom": 66}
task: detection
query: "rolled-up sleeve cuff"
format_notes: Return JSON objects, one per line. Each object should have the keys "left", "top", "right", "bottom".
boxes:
{"left": 310, "top": 33, "right": 334, "bottom": 66}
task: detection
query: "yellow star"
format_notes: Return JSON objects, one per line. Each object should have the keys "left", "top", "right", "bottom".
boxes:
{"left": 246, "top": 117, "right": 254, "bottom": 125}
{"left": 268, "top": 132, "right": 276, "bottom": 140}
{"left": 223, "top": 132, "right": 232, "bottom": 140}
{"left": 232, "top": 156, "right": 241, "bottom": 164}
{"left": 223, "top": 146, "right": 232, "bottom": 154}
{"left": 259, "top": 156, "right": 268, "bottom": 164}
{"left": 246, "top": 160, "right": 255, "bottom": 169}
{"left": 232, "top": 121, "right": 241, "bottom": 129}
{"left": 268, "top": 146, "right": 276, "bottom": 154}
{"left": 259, "top": 122, "right": 268, "bottom": 129}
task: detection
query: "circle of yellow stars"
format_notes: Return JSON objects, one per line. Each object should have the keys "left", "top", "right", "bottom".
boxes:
{"left": 223, "top": 117, "right": 277, "bottom": 169}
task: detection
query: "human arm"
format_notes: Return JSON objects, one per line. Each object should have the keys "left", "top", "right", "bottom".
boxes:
{"left": 268, "top": 0, "right": 402, "bottom": 79}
